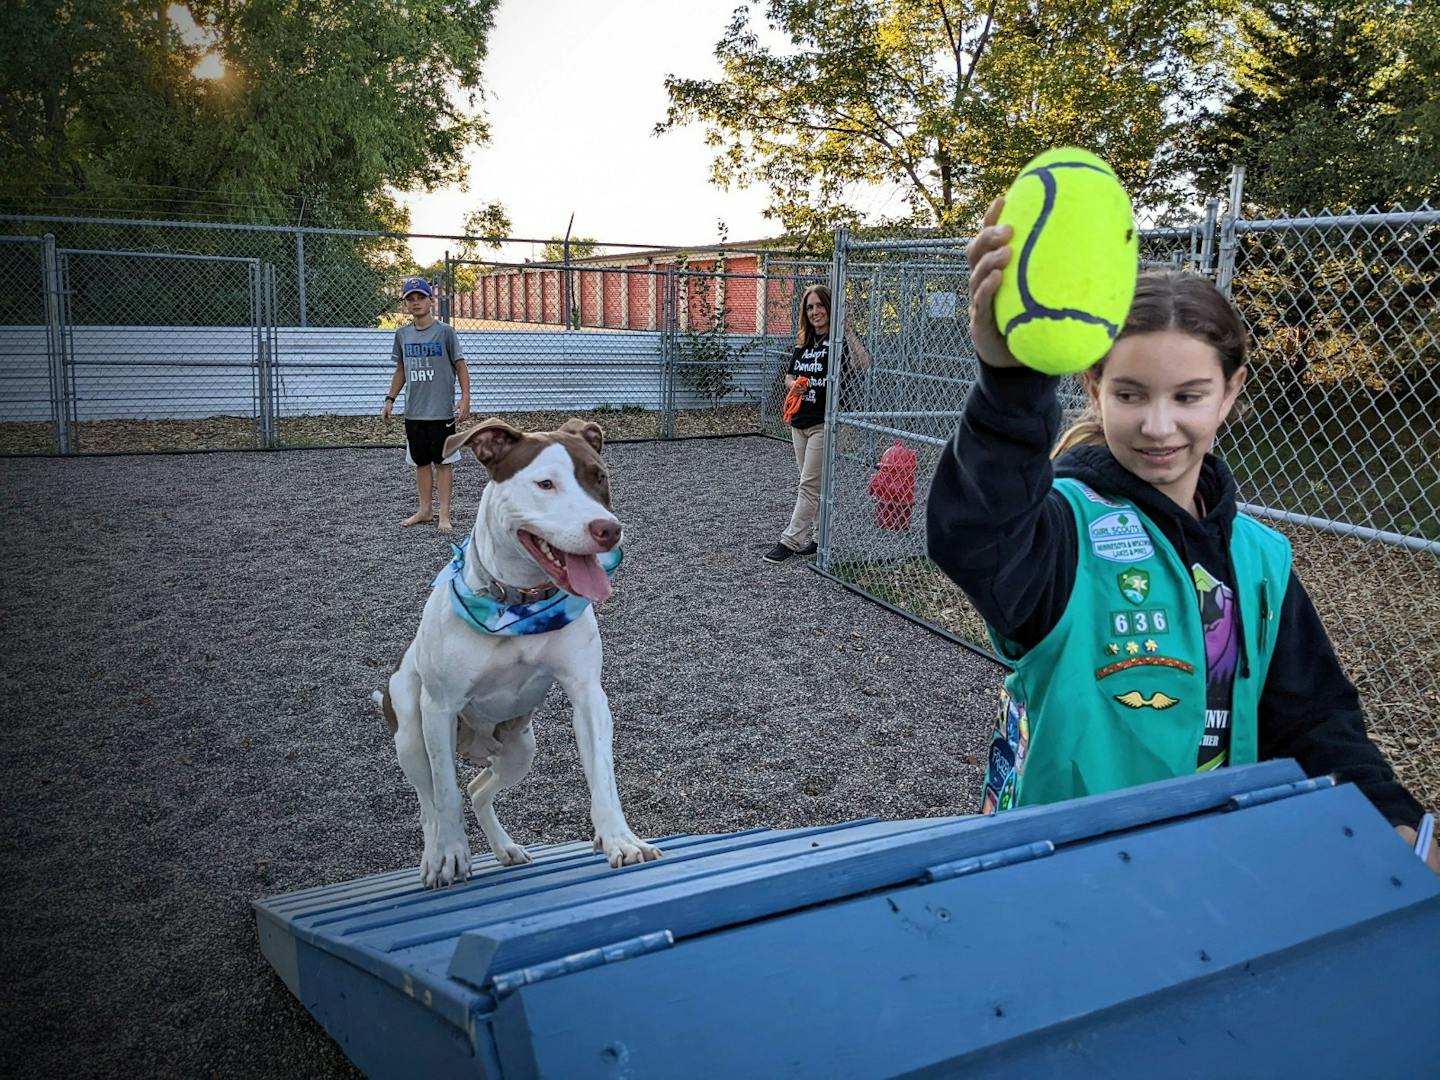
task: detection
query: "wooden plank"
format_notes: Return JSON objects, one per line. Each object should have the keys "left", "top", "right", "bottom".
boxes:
{"left": 451, "top": 761, "right": 1305, "bottom": 986}
{"left": 338, "top": 821, "right": 906, "bottom": 955}
{"left": 499, "top": 782, "right": 1440, "bottom": 1079}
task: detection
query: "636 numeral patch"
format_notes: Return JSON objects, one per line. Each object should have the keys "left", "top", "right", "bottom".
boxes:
{"left": 1110, "top": 608, "right": 1169, "bottom": 636}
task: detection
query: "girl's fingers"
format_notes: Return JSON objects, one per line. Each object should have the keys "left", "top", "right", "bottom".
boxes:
{"left": 970, "top": 242, "right": 1012, "bottom": 285}
{"left": 966, "top": 222, "right": 1014, "bottom": 265}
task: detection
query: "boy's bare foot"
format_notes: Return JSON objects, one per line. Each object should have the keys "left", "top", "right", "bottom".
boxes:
{"left": 402, "top": 511, "right": 433, "bottom": 527}
{"left": 438, "top": 517, "right": 454, "bottom": 531}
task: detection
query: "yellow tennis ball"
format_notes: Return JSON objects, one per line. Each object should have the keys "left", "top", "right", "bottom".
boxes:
{"left": 993, "top": 148, "right": 1139, "bottom": 375}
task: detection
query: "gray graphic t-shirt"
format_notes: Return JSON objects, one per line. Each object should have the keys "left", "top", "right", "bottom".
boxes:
{"left": 392, "top": 322, "right": 463, "bottom": 419}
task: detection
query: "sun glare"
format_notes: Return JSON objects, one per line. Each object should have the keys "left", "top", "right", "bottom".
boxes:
{"left": 168, "top": 3, "right": 225, "bottom": 79}
{"left": 192, "top": 53, "right": 226, "bottom": 80}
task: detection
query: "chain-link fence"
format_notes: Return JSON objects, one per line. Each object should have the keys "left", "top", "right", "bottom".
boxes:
{"left": 0, "top": 215, "right": 825, "bottom": 453}
{"left": 818, "top": 186, "right": 1439, "bottom": 807}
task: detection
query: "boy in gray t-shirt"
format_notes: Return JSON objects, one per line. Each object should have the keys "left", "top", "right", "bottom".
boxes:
{"left": 382, "top": 277, "right": 470, "bottom": 529}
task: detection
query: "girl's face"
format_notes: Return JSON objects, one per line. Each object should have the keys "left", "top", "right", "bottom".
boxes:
{"left": 1092, "top": 330, "right": 1246, "bottom": 511}
{"left": 804, "top": 292, "right": 830, "bottom": 336}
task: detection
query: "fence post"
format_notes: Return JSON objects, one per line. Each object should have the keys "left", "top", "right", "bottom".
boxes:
{"left": 267, "top": 262, "right": 280, "bottom": 448}
{"left": 816, "top": 227, "right": 850, "bottom": 570}
{"left": 1199, "top": 198, "right": 1220, "bottom": 276}
{"left": 295, "top": 229, "right": 308, "bottom": 327}
{"left": 563, "top": 237, "right": 573, "bottom": 330}
{"left": 41, "top": 233, "right": 72, "bottom": 454}
{"left": 1217, "top": 165, "right": 1246, "bottom": 297}
{"left": 661, "top": 266, "right": 677, "bottom": 439}
{"left": 441, "top": 250, "right": 452, "bottom": 322}
{"left": 254, "top": 259, "right": 276, "bottom": 449}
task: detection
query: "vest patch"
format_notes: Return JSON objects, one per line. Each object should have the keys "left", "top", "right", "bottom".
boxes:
{"left": 1114, "top": 690, "right": 1181, "bottom": 710}
{"left": 981, "top": 687, "right": 1031, "bottom": 816}
{"left": 1088, "top": 511, "right": 1155, "bottom": 563}
{"left": 1108, "top": 608, "right": 1168, "bottom": 636}
{"left": 1095, "top": 655, "right": 1196, "bottom": 680}
{"left": 1117, "top": 568, "right": 1150, "bottom": 604}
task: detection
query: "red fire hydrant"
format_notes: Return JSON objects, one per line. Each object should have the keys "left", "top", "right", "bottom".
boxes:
{"left": 868, "top": 440, "right": 918, "bottom": 530}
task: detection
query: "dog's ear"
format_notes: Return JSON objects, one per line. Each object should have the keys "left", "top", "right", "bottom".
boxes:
{"left": 445, "top": 418, "right": 525, "bottom": 465}
{"left": 560, "top": 418, "right": 605, "bottom": 453}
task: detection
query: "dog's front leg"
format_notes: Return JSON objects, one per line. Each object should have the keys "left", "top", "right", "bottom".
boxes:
{"left": 420, "top": 686, "right": 472, "bottom": 886}
{"left": 563, "top": 679, "right": 661, "bottom": 868}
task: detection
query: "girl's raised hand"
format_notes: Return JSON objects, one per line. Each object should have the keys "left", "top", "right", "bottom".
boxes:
{"left": 967, "top": 197, "right": 1021, "bottom": 369}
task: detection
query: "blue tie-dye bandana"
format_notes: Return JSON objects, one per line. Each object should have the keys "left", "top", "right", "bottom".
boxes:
{"left": 433, "top": 535, "right": 622, "bottom": 636}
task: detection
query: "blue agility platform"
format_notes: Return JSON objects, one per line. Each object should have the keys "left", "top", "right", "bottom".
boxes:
{"left": 255, "top": 760, "right": 1440, "bottom": 1078}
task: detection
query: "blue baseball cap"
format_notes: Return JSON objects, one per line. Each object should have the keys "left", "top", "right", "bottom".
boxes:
{"left": 401, "top": 276, "right": 434, "bottom": 299}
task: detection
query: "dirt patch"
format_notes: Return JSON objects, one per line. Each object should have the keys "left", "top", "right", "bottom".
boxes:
{"left": 0, "top": 437, "right": 997, "bottom": 1078}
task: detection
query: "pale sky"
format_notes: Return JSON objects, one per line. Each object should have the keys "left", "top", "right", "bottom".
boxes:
{"left": 394, "top": 1, "right": 789, "bottom": 264}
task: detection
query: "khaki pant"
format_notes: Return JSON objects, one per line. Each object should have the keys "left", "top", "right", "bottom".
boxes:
{"left": 781, "top": 423, "right": 825, "bottom": 550}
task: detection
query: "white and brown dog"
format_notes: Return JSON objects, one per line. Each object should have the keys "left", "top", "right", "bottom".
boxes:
{"left": 376, "top": 417, "right": 660, "bottom": 887}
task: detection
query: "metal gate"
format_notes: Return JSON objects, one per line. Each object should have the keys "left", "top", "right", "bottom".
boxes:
{"left": 53, "top": 249, "right": 276, "bottom": 452}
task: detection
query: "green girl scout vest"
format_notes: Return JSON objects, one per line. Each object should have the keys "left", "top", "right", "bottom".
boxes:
{"left": 979, "top": 477, "right": 1291, "bottom": 814}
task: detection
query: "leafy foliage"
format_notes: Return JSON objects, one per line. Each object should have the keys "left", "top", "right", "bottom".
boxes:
{"left": 542, "top": 237, "right": 599, "bottom": 262}
{"left": 658, "top": 0, "right": 1224, "bottom": 241}
{"left": 676, "top": 267, "right": 763, "bottom": 404}
{"left": 1192, "top": 0, "right": 1440, "bottom": 215}
{"left": 0, "top": 0, "right": 501, "bottom": 230}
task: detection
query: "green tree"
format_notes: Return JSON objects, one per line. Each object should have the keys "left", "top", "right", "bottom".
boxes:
{"left": 460, "top": 203, "right": 513, "bottom": 257}
{"left": 0, "top": 0, "right": 502, "bottom": 230}
{"left": 1189, "top": 0, "right": 1439, "bottom": 402}
{"left": 658, "top": 0, "right": 1223, "bottom": 241}
{"left": 542, "top": 237, "right": 598, "bottom": 262}
{"left": 1192, "top": 0, "right": 1440, "bottom": 214}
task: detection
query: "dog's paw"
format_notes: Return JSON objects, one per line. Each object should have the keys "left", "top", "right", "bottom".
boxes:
{"left": 598, "top": 832, "right": 663, "bottom": 868}
{"left": 421, "top": 831, "right": 472, "bottom": 888}
{"left": 494, "top": 842, "right": 532, "bottom": 867}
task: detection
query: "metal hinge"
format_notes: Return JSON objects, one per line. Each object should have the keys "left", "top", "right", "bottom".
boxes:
{"left": 1227, "top": 775, "right": 1336, "bottom": 811}
{"left": 922, "top": 840, "right": 1056, "bottom": 883}
{"left": 489, "top": 929, "right": 675, "bottom": 996}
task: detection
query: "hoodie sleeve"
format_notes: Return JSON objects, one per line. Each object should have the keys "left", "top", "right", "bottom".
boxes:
{"left": 925, "top": 364, "right": 1078, "bottom": 652}
{"left": 1259, "top": 572, "right": 1424, "bottom": 827}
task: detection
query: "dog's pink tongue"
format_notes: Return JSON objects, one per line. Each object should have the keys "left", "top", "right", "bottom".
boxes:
{"left": 565, "top": 553, "right": 612, "bottom": 604}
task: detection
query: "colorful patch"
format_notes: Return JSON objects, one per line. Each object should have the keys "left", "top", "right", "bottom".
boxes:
{"left": 1109, "top": 608, "right": 1169, "bottom": 637}
{"left": 1117, "top": 569, "right": 1150, "bottom": 605}
{"left": 1095, "top": 655, "right": 1197, "bottom": 680}
{"left": 981, "top": 688, "right": 1031, "bottom": 815}
{"left": 1105, "top": 642, "right": 1120, "bottom": 656}
{"left": 1114, "top": 690, "right": 1181, "bottom": 710}
{"left": 1076, "top": 483, "right": 1125, "bottom": 508}
{"left": 1088, "top": 511, "right": 1155, "bottom": 564}
{"left": 1125, "top": 640, "right": 1141, "bottom": 655}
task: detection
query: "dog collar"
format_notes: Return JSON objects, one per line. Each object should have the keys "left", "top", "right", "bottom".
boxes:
{"left": 433, "top": 535, "right": 622, "bottom": 636}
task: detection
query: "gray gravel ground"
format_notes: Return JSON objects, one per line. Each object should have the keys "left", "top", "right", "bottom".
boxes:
{"left": 0, "top": 434, "right": 997, "bottom": 1079}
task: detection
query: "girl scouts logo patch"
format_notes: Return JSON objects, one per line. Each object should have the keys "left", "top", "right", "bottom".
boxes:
{"left": 1089, "top": 512, "right": 1155, "bottom": 564}
{"left": 1117, "top": 569, "right": 1150, "bottom": 605}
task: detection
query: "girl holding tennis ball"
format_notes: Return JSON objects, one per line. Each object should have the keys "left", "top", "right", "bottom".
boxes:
{"left": 927, "top": 196, "right": 1437, "bottom": 872}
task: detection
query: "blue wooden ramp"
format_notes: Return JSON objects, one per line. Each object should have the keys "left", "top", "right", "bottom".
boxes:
{"left": 255, "top": 761, "right": 1440, "bottom": 1079}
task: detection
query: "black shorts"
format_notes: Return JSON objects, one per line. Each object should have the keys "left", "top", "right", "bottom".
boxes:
{"left": 404, "top": 417, "right": 457, "bottom": 467}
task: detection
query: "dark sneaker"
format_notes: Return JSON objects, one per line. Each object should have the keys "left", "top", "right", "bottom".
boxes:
{"left": 796, "top": 541, "right": 818, "bottom": 557}
{"left": 763, "top": 542, "right": 797, "bottom": 563}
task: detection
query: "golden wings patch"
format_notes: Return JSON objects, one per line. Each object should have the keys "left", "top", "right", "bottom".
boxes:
{"left": 1114, "top": 690, "right": 1180, "bottom": 710}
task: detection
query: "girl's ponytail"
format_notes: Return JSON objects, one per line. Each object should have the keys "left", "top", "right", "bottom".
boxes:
{"left": 1052, "top": 400, "right": 1106, "bottom": 459}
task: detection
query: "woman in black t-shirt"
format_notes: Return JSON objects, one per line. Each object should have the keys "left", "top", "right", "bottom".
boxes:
{"left": 764, "top": 284, "right": 870, "bottom": 563}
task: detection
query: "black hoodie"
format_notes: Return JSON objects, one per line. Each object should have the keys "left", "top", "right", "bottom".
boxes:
{"left": 926, "top": 363, "right": 1422, "bottom": 828}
